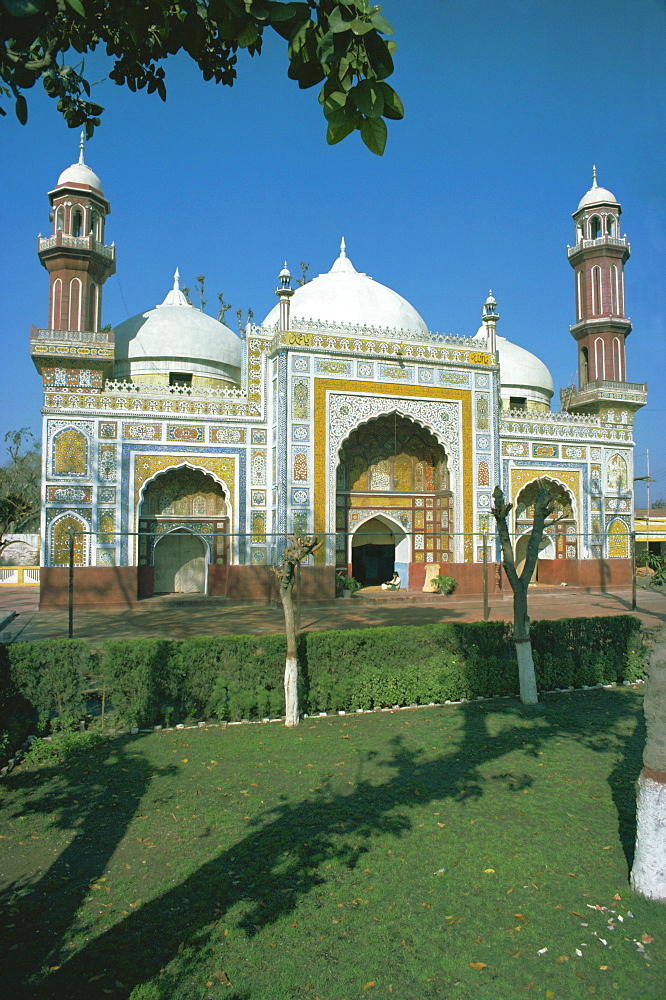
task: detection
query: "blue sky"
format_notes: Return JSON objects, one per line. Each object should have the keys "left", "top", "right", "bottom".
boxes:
{"left": 2, "top": 0, "right": 666, "bottom": 502}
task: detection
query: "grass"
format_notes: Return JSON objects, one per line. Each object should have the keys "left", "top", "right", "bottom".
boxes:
{"left": 0, "top": 687, "right": 663, "bottom": 1000}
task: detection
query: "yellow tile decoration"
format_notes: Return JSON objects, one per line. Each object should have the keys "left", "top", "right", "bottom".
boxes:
{"left": 53, "top": 427, "right": 88, "bottom": 476}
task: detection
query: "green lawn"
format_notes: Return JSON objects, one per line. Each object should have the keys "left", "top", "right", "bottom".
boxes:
{"left": 0, "top": 687, "right": 663, "bottom": 1000}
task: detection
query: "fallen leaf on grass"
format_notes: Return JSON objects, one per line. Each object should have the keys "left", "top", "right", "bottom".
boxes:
{"left": 546, "top": 992, "right": 555, "bottom": 999}
{"left": 641, "top": 934, "right": 655, "bottom": 943}
{"left": 473, "top": 936, "right": 483, "bottom": 944}
{"left": 556, "top": 955, "right": 569, "bottom": 962}
{"left": 484, "top": 868, "right": 496, "bottom": 874}
{"left": 214, "top": 970, "right": 232, "bottom": 985}
{"left": 363, "top": 982, "right": 375, "bottom": 990}
{"left": 521, "top": 982, "right": 535, "bottom": 990}
{"left": 469, "top": 963, "right": 488, "bottom": 970}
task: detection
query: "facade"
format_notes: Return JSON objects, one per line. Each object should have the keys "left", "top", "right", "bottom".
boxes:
{"left": 31, "top": 145, "right": 647, "bottom": 604}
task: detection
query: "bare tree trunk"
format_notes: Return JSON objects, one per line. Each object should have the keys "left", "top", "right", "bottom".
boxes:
{"left": 491, "top": 484, "right": 557, "bottom": 706}
{"left": 631, "top": 629, "right": 666, "bottom": 900}
{"left": 275, "top": 535, "right": 321, "bottom": 729}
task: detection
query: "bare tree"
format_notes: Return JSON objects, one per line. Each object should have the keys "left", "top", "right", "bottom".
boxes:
{"left": 0, "top": 429, "right": 40, "bottom": 556}
{"left": 274, "top": 535, "right": 321, "bottom": 727}
{"left": 217, "top": 292, "right": 232, "bottom": 323}
{"left": 491, "top": 483, "right": 558, "bottom": 705}
{"left": 195, "top": 275, "right": 206, "bottom": 312}
{"left": 631, "top": 629, "right": 666, "bottom": 900}
{"left": 296, "top": 262, "right": 310, "bottom": 286}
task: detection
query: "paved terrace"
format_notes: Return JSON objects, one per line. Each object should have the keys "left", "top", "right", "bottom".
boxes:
{"left": 1, "top": 584, "right": 665, "bottom": 643}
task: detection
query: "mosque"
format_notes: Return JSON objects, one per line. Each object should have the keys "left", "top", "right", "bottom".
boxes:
{"left": 31, "top": 143, "right": 646, "bottom": 604}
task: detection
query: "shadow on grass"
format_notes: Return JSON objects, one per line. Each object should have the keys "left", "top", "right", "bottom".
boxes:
{"left": 1, "top": 689, "right": 644, "bottom": 1000}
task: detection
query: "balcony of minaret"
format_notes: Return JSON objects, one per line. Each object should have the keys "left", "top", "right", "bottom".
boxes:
{"left": 560, "top": 378, "right": 647, "bottom": 413}
{"left": 38, "top": 232, "right": 115, "bottom": 262}
{"left": 567, "top": 234, "right": 630, "bottom": 261}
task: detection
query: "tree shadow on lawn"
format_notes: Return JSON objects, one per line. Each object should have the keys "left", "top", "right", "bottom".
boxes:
{"left": 2, "top": 690, "right": 644, "bottom": 1000}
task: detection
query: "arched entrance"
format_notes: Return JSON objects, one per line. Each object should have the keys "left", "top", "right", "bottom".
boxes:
{"left": 138, "top": 466, "right": 230, "bottom": 594}
{"left": 154, "top": 529, "right": 207, "bottom": 593}
{"left": 514, "top": 478, "right": 576, "bottom": 577}
{"left": 351, "top": 515, "right": 409, "bottom": 585}
{"left": 336, "top": 413, "right": 453, "bottom": 587}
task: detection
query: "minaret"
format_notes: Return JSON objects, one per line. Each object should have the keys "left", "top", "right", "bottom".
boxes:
{"left": 563, "top": 169, "right": 646, "bottom": 418}
{"left": 31, "top": 136, "right": 116, "bottom": 391}
{"left": 481, "top": 289, "right": 499, "bottom": 354}
{"left": 275, "top": 261, "right": 294, "bottom": 333}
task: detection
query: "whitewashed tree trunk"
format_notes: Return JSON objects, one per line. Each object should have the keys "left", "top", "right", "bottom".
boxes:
{"left": 515, "top": 639, "right": 539, "bottom": 706}
{"left": 284, "top": 655, "right": 299, "bottom": 729}
{"left": 276, "top": 535, "right": 320, "bottom": 729}
{"left": 631, "top": 629, "right": 666, "bottom": 901}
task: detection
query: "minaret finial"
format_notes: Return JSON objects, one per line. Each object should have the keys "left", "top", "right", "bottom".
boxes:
{"left": 592, "top": 164, "right": 598, "bottom": 187}
{"left": 340, "top": 236, "right": 346, "bottom": 257}
{"left": 78, "top": 130, "right": 85, "bottom": 165}
{"left": 174, "top": 268, "right": 180, "bottom": 291}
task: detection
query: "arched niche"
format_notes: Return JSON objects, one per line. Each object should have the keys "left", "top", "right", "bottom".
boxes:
{"left": 514, "top": 478, "right": 577, "bottom": 562}
{"left": 153, "top": 528, "right": 208, "bottom": 593}
{"left": 351, "top": 513, "right": 409, "bottom": 586}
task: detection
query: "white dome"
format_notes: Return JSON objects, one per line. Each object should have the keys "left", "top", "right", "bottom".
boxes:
{"left": 261, "top": 240, "right": 429, "bottom": 336}
{"left": 476, "top": 327, "right": 554, "bottom": 401}
{"left": 577, "top": 171, "right": 618, "bottom": 211}
{"left": 57, "top": 161, "right": 104, "bottom": 194}
{"left": 114, "top": 272, "right": 242, "bottom": 384}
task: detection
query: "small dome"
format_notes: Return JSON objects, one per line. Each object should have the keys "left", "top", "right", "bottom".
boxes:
{"left": 114, "top": 271, "right": 242, "bottom": 385}
{"left": 56, "top": 133, "right": 104, "bottom": 194}
{"left": 475, "top": 327, "right": 554, "bottom": 402}
{"left": 576, "top": 168, "right": 618, "bottom": 211}
{"left": 261, "top": 239, "right": 429, "bottom": 336}
{"left": 57, "top": 161, "right": 104, "bottom": 195}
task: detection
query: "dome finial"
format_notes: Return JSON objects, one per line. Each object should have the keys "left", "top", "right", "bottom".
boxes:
{"left": 592, "top": 164, "right": 598, "bottom": 188}
{"left": 340, "top": 236, "right": 347, "bottom": 258}
{"left": 174, "top": 267, "right": 181, "bottom": 291}
{"left": 78, "top": 130, "right": 85, "bottom": 165}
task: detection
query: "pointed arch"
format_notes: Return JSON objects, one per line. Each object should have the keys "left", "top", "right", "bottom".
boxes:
{"left": 51, "top": 278, "right": 62, "bottom": 329}
{"left": 69, "top": 277, "right": 82, "bottom": 331}
{"left": 49, "top": 511, "right": 89, "bottom": 566}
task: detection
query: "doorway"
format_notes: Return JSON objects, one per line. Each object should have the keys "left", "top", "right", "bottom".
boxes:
{"left": 154, "top": 530, "right": 207, "bottom": 593}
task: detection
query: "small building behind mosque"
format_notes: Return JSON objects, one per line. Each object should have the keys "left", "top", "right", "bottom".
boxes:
{"left": 30, "top": 143, "right": 646, "bottom": 604}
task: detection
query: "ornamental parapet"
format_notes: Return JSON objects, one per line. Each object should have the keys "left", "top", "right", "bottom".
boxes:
{"left": 103, "top": 379, "right": 246, "bottom": 399}
{"left": 31, "top": 327, "right": 113, "bottom": 345}
{"left": 38, "top": 233, "right": 116, "bottom": 260}
{"left": 566, "top": 235, "right": 629, "bottom": 257}
{"left": 262, "top": 317, "right": 487, "bottom": 350}
{"left": 500, "top": 408, "right": 633, "bottom": 443}
{"left": 561, "top": 380, "right": 647, "bottom": 410}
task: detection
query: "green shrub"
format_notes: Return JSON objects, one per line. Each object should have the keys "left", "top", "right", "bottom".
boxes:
{"left": 6, "top": 639, "right": 94, "bottom": 724}
{"left": 100, "top": 639, "right": 177, "bottom": 727}
{"left": 23, "top": 728, "right": 108, "bottom": 765}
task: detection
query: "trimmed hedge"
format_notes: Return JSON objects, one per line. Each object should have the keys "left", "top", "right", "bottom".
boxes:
{"left": 0, "top": 615, "right": 646, "bottom": 732}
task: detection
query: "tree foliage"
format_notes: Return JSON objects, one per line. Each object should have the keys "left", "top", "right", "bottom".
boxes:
{"left": 0, "top": 0, "right": 402, "bottom": 154}
{"left": 0, "top": 428, "right": 41, "bottom": 551}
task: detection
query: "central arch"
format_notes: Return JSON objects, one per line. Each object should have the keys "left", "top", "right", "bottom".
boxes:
{"left": 154, "top": 528, "right": 207, "bottom": 593}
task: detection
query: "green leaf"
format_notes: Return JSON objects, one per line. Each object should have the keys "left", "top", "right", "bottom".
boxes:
{"left": 15, "top": 94, "right": 27, "bottom": 125}
{"left": 352, "top": 79, "right": 383, "bottom": 118}
{"left": 378, "top": 81, "right": 403, "bottom": 120}
{"left": 369, "top": 12, "right": 393, "bottom": 34}
{"left": 350, "top": 17, "right": 373, "bottom": 35}
{"left": 322, "top": 89, "right": 348, "bottom": 120}
{"left": 363, "top": 31, "right": 394, "bottom": 79}
{"left": 317, "top": 30, "right": 335, "bottom": 65}
{"left": 326, "top": 115, "right": 356, "bottom": 146}
{"left": 65, "top": 0, "right": 85, "bottom": 14}
{"left": 360, "top": 114, "right": 387, "bottom": 155}
{"left": 329, "top": 6, "right": 352, "bottom": 33}
{"left": 238, "top": 22, "right": 259, "bottom": 47}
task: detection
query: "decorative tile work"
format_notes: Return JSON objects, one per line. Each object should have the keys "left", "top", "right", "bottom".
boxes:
{"left": 477, "top": 493, "right": 491, "bottom": 507}
{"left": 292, "top": 356, "right": 310, "bottom": 372}
{"left": 590, "top": 448, "right": 602, "bottom": 461}
{"left": 167, "top": 424, "right": 205, "bottom": 442}
{"left": 476, "top": 435, "right": 490, "bottom": 450}
{"left": 97, "top": 509, "right": 115, "bottom": 545}
{"left": 478, "top": 512, "right": 490, "bottom": 531}
{"left": 606, "top": 497, "right": 631, "bottom": 513}
{"left": 292, "top": 488, "right": 309, "bottom": 505}
{"left": 210, "top": 427, "right": 246, "bottom": 443}
{"left": 418, "top": 368, "right": 434, "bottom": 383}
{"left": 357, "top": 362, "right": 374, "bottom": 378}
{"left": 441, "top": 371, "right": 471, "bottom": 387}
{"left": 251, "top": 428, "right": 267, "bottom": 444}
{"left": 50, "top": 512, "right": 89, "bottom": 566}
{"left": 475, "top": 373, "right": 490, "bottom": 388}
{"left": 98, "top": 444, "right": 117, "bottom": 481}
{"left": 591, "top": 496, "right": 602, "bottom": 511}
{"left": 293, "top": 379, "right": 309, "bottom": 419}
{"left": 251, "top": 450, "right": 267, "bottom": 486}
{"left": 347, "top": 508, "right": 412, "bottom": 531}
{"left": 53, "top": 427, "right": 89, "bottom": 477}
{"left": 251, "top": 511, "right": 266, "bottom": 543}
{"left": 591, "top": 465, "right": 602, "bottom": 492}
{"left": 477, "top": 460, "right": 490, "bottom": 486}
{"left": 123, "top": 422, "right": 161, "bottom": 441}
{"left": 607, "top": 453, "right": 629, "bottom": 491}
{"left": 292, "top": 511, "right": 309, "bottom": 534}
{"left": 99, "top": 487, "right": 116, "bottom": 504}
{"left": 532, "top": 444, "right": 559, "bottom": 458}
{"left": 292, "top": 425, "right": 309, "bottom": 442}
{"left": 414, "top": 533, "right": 424, "bottom": 548}
{"left": 97, "top": 548, "right": 116, "bottom": 566}
{"left": 46, "top": 485, "right": 92, "bottom": 503}
{"left": 563, "top": 446, "right": 585, "bottom": 459}
{"left": 293, "top": 452, "right": 308, "bottom": 481}
{"left": 43, "top": 367, "right": 104, "bottom": 392}
{"left": 251, "top": 490, "right": 266, "bottom": 506}
{"left": 99, "top": 422, "right": 117, "bottom": 439}
{"left": 379, "top": 364, "right": 413, "bottom": 381}
{"left": 475, "top": 396, "right": 489, "bottom": 430}
{"left": 251, "top": 548, "right": 267, "bottom": 564}
{"left": 316, "top": 359, "right": 352, "bottom": 375}
{"left": 607, "top": 518, "right": 630, "bottom": 557}
{"left": 502, "top": 441, "right": 529, "bottom": 458}
{"left": 510, "top": 468, "right": 581, "bottom": 514}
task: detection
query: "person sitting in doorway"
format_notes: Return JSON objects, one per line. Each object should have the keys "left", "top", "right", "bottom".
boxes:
{"left": 381, "top": 571, "right": 401, "bottom": 591}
